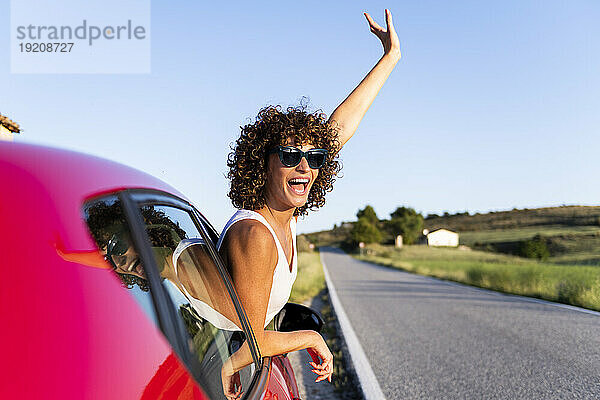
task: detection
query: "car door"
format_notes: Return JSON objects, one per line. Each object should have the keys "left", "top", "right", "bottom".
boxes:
{"left": 83, "top": 190, "right": 269, "bottom": 399}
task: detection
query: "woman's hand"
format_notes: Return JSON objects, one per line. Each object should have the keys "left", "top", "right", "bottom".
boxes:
{"left": 221, "top": 362, "right": 243, "bottom": 400}
{"left": 364, "top": 9, "right": 401, "bottom": 61}
{"left": 306, "top": 334, "right": 334, "bottom": 383}
{"left": 328, "top": 9, "right": 401, "bottom": 147}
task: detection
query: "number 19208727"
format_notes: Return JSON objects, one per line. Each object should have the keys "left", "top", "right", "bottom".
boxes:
{"left": 19, "top": 42, "right": 74, "bottom": 52}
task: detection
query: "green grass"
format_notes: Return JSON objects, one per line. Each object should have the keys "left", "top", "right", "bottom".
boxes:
{"left": 425, "top": 205, "right": 600, "bottom": 232}
{"left": 459, "top": 227, "right": 600, "bottom": 266}
{"left": 354, "top": 244, "right": 600, "bottom": 311}
{"left": 459, "top": 225, "right": 600, "bottom": 245}
{"left": 289, "top": 250, "right": 326, "bottom": 303}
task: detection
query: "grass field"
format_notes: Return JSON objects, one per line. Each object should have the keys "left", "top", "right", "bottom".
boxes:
{"left": 425, "top": 205, "right": 600, "bottom": 232}
{"left": 354, "top": 244, "right": 600, "bottom": 311}
{"left": 459, "top": 225, "right": 600, "bottom": 245}
{"left": 289, "top": 250, "right": 326, "bottom": 303}
{"left": 458, "top": 226, "right": 600, "bottom": 266}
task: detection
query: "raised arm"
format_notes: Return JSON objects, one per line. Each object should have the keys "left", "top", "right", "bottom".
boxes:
{"left": 220, "top": 221, "right": 333, "bottom": 399}
{"left": 329, "top": 9, "right": 401, "bottom": 148}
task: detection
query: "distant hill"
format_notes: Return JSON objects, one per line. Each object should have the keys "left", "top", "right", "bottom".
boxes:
{"left": 304, "top": 224, "right": 353, "bottom": 249}
{"left": 303, "top": 206, "right": 600, "bottom": 265}
{"left": 424, "top": 206, "right": 600, "bottom": 232}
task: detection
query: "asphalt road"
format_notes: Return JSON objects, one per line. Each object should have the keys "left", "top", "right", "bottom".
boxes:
{"left": 321, "top": 247, "right": 600, "bottom": 399}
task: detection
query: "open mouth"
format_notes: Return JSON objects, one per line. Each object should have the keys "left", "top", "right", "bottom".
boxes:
{"left": 287, "top": 177, "right": 310, "bottom": 195}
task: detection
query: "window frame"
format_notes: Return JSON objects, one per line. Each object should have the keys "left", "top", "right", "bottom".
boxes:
{"left": 84, "top": 188, "right": 272, "bottom": 395}
{"left": 116, "top": 192, "right": 192, "bottom": 361}
{"left": 125, "top": 189, "right": 263, "bottom": 365}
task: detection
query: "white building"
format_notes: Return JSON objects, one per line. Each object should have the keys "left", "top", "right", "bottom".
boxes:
{"left": 426, "top": 228, "right": 459, "bottom": 247}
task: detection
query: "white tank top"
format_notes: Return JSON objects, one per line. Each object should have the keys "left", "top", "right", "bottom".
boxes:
{"left": 172, "top": 210, "right": 298, "bottom": 331}
{"left": 217, "top": 209, "right": 298, "bottom": 329}
{"left": 171, "top": 238, "right": 241, "bottom": 331}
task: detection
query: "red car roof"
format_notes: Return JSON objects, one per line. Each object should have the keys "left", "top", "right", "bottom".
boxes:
{"left": 0, "top": 141, "right": 208, "bottom": 399}
{"left": 0, "top": 141, "right": 190, "bottom": 252}
{"left": 1, "top": 141, "right": 188, "bottom": 198}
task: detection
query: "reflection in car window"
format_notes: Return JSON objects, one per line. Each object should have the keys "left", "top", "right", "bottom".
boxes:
{"left": 83, "top": 196, "right": 158, "bottom": 326}
{"left": 138, "top": 204, "right": 256, "bottom": 400}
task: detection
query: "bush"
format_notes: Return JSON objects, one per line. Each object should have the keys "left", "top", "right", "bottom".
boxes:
{"left": 297, "top": 234, "right": 313, "bottom": 252}
{"left": 557, "top": 280, "right": 585, "bottom": 305}
{"left": 466, "top": 268, "right": 484, "bottom": 285}
{"left": 519, "top": 235, "right": 550, "bottom": 260}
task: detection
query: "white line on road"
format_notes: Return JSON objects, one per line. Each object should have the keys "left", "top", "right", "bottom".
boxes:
{"left": 320, "top": 251, "right": 387, "bottom": 400}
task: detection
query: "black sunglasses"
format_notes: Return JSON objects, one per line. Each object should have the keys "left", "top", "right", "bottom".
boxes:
{"left": 105, "top": 233, "right": 131, "bottom": 270}
{"left": 268, "top": 146, "right": 328, "bottom": 169}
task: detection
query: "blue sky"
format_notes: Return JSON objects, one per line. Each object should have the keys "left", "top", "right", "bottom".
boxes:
{"left": 2, "top": 0, "right": 599, "bottom": 233}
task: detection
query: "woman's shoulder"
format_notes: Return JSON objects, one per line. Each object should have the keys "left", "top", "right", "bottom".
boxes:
{"left": 227, "top": 217, "right": 272, "bottom": 244}
{"left": 222, "top": 210, "right": 272, "bottom": 236}
{"left": 219, "top": 210, "right": 267, "bottom": 246}
{"left": 221, "top": 217, "right": 278, "bottom": 267}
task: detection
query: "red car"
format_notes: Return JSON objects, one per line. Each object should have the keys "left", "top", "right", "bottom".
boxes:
{"left": 1, "top": 142, "right": 321, "bottom": 399}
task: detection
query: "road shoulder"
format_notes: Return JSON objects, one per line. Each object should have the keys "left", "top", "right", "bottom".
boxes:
{"left": 288, "top": 289, "right": 364, "bottom": 399}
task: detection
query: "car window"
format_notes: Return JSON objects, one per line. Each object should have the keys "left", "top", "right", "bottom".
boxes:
{"left": 136, "top": 203, "right": 257, "bottom": 400}
{"left": 83, "top": 196, "right": 159, "bottom": 326}
{"left": 84, "top": 194, "right": 258, "bottom": 399}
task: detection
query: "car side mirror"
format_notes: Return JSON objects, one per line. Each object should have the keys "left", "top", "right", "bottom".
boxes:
{"left": 274, "top": 302, "right": 324, "bottom": 333}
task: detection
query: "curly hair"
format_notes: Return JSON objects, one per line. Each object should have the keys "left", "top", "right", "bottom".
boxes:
{"left": 85, "top": 200, "right": 187, "bottom": 292}
{"left": 227, "top": 104, "right": 342, "bottom": 216}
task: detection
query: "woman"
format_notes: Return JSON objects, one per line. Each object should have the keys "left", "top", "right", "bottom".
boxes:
{"left": 219, "top": 9, "right": 400, "bottom": 398}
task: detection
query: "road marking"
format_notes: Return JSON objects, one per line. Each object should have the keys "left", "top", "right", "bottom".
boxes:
{"left": 320, "top": 251, "right": 387, "bottom": 400}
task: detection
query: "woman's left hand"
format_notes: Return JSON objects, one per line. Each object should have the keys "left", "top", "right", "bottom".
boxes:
{"left": 221, "top": 362, "right": 243, "bottom": 400}
{"left": 364, "top": 9, "right": 401, "bottom": 60}
{"left": 305, "top": 334, "right": 334, "bottom": 383}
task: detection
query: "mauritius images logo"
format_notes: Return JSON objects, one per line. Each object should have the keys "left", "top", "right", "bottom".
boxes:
{"left": 15, "top": 20, "right": 147, "bottom": 46}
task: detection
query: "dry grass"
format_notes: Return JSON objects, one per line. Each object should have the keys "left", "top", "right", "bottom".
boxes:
{"left": 459, "top": 226, "right": 600, "bottom": 245}
{"left": 355, "top": 244, "right": 600, "bottom": 311}
{"left": 289, "top": 251, "right": 326, "bottom": 303}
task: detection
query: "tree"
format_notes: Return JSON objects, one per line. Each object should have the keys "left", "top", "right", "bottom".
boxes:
{"left": 356, "top": 205, "right": 379, "bottom": 225}
{"left": 387, "top": 206, "right": 424, "bottom": 245}
{"left": 519, "top": 234, "right": 549, "bottom": 260}
{"left": 296, "top": 234, "right": 314, "bottom": 252}
{"left": 351, "top": 217, "right": 383, "bottom": 244}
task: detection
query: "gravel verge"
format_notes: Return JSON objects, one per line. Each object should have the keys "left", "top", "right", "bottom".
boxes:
{"left": 288, "top": 289, "right": 363, "bottom": 400}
